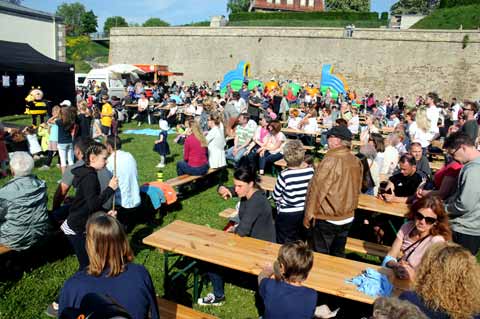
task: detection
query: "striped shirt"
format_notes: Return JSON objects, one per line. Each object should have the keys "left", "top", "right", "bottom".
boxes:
{"left": 272, "top": 167, "right": 315, "bottom": 214}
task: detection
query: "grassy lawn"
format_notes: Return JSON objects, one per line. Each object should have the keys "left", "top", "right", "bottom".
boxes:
{"left": 0, "top": 115, "right": 260, "bottom": 318}
{"left": 412, "top": 4, "right": 480, "bottom": 29}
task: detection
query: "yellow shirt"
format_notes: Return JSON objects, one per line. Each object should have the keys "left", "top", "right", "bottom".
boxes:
{"left": 101, "top": 103, "right": 113, "bottom": 127}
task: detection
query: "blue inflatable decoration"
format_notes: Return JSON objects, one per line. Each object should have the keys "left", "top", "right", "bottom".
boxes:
{"left": 220, "top": 61, "right": 251, "bottom": 92}
{"left": 320, "top": 64, "right": 349, "bottom": 97}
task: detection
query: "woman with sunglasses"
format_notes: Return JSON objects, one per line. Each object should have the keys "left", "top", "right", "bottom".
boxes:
{"left": 382, "top": 195, "right": 451, "bottom": 280}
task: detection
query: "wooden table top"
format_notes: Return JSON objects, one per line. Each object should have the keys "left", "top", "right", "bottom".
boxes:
{"left": 357, "top": 194, "right": 409, "bottom": 218}
{"left": 281, "top": 128, "right": 320, "bottom": 136}
{"left": 143, "top": 220, "right": 410, "bottom": 304}
{"left": 257, "top": 176, "right": 408, "bottom": 218}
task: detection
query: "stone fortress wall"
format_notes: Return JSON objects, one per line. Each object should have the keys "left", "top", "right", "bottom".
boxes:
{"left": 110, "top": 27, "right": 480, "bottom": 101}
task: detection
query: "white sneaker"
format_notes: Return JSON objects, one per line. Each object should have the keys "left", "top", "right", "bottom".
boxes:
{"left": 198, "top": 293, "right": 225, "bottom": 306}
{"left": 39, "top": 165, "right": 50, "bottom": 171}
{"left": 156, "top": 163, "right": 165, "bottom": 168}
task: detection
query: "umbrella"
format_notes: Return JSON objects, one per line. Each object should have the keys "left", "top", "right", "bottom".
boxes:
{"left": 106, "top": 64, "right": 145, "bottom": 75}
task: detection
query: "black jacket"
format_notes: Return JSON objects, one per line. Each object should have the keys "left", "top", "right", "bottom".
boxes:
{"left": 67, "top": 165, "right": 114, "bottom": 234}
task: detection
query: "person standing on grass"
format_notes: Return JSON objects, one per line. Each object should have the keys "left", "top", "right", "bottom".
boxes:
{"left": 100, "top": 95, "right": 113, "bottom": 136}
{"left": 52, "top": 106, "right": 76, "bottom": 175}
{"left": 272, "top": 140, "right": 314, "bottom": 244}
{"left": 60, "top": 142, "right": 117, "bottom": 270}
{"left": 444, "top": 132, "right": 480, "bottom": 255}
{"left": 304, "top": 126, "right": 363, "bottom": 257}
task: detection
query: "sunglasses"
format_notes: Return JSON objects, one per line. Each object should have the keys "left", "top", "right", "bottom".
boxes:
{"left": 462, "top": 108, "right": 472, "bottom": 111}
{"left": 415, "top": 212, "right": 437, "bottom": 225}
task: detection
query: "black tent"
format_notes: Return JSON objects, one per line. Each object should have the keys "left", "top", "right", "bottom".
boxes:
{"left": 0, "top": 40, "right": 75, "bottom": 117}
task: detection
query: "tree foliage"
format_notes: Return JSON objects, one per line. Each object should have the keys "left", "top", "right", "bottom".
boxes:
{"left": 227, "top": 0, "right": 251, "bottom": 13}
{"left": 55, "top": 2, "right": 86, "bottom": 36}
{"left": 391, "top": 0, "right": 439, "bottom": 14}
{"left": 103, "top": 16, "right": 128, "bottom": 35}
{"left": 325, "top": 0, "right": 370, "bottom": 11}
{"left": 80, "top": 10, "right": 97, "bottom": 34}
{"left": 142, "top": 18, "right": 170, "bottom": 27}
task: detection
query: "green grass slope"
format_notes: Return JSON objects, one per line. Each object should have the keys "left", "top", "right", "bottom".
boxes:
{"left": 229, "top": 19, "right": 387, "bottom": 28}
{"left": 66, "top": 36, "right": 109, "bottom": 73}
{"left": 412, "top": 4, "right": 480, "bottom": 29}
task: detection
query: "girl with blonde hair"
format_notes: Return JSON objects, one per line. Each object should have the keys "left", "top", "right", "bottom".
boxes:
{"left": 409, "top": 107, "right": 438, "bottom": 151}
{"left": 399, "top": 242, "right": 480, "bottom": 319}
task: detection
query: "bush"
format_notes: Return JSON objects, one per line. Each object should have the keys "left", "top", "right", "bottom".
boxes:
{"left": 380, "top": 12, "right": 389, "bottom": 20}
{"left": 229, "top": 11, "right": 381, "bottom": 22}
{"left": 439, "top": 0, "right": 480, "bottom": 8}
{"left": 412, "top": 4, "right": 480, "bottom": 29}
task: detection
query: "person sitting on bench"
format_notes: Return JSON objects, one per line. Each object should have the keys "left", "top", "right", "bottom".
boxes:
{"left": 176, "top": 119, "right": 209, "bottom": 176}
{"left": 198, "top": 167, "right": 275, "bottom": 306}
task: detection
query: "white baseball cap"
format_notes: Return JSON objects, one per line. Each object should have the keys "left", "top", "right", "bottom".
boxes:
{"left": 60, "top": 100, "right": 71, "bottom": 107}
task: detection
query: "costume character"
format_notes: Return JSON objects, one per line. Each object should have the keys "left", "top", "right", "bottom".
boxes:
{"left": 25, "top": 87, "right": 48, "bottom": 126}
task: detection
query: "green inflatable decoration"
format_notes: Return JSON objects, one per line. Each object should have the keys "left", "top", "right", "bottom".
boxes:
{"left": 284, "top": 83, "right": 302, "bottom": 96}
{"left": 320, "top": 86, "right": 339, "bottom": 100}
{"left": 248, "top": 80, "right": 264, "bottom": 91}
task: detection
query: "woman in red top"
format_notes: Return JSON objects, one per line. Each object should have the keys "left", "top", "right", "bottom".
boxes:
{"left": 176, "top": 119, "right": 209, "bottom": 176}
{"left": 417, "top": 157, "right": 462, "bottom": 200}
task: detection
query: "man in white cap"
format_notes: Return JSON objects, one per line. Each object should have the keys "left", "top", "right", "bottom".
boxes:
{"left": 60, "top": 100, "right": 72, "bottom": 108}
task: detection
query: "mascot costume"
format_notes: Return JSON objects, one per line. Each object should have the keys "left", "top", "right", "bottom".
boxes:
{"left": 25, "top": 87, "right": 48, "bottom": 126}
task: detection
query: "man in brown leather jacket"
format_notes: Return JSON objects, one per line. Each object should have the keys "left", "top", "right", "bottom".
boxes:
{"left": 304, "top": 126, "right": 363, "bottom": 257}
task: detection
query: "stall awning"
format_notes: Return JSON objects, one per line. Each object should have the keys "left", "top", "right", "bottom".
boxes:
{"left": 158, "top": 71, "right": 184, "bottom": 76}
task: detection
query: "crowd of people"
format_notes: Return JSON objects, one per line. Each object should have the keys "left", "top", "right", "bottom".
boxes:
{"left": 0, "top": 77, "right": 480, "bottom": 318}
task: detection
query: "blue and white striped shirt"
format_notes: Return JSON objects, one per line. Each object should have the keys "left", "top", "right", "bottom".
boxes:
{"left": 272, "top": 167, "right": 315, "bottom": 215}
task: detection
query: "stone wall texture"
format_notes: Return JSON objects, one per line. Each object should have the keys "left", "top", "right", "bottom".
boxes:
{"left": 110, "top": 27, "right": 480, "bottom": 101}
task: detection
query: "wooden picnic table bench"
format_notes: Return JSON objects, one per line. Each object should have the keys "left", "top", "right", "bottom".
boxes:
{"left": 165, "top": 168, "right": 219, "bottom": 188}
{"left": 281, "top": 128, "right": 320, "bottom": 136}
{"left": 256, "top": 176, "right": 409, "bottom": 218}
{"left": 218, "top": 208, "right": 389, "bottom": 258}
{"left": 157, "top": 297, "right": 217, "bottom": 319}
{"left": 143, "top": 221, "right": 409, "bottom": 304}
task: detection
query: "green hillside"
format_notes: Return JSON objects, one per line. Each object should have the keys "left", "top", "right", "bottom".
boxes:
{"left": 412, "top": 4, "right": 480, "bottom": 29}
{"left": 66, "top": 36, "right": 109, "bottom": 73}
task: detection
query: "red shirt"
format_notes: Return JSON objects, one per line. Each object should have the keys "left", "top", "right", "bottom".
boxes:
{"left": 434, "top": 161, "right": 463, "bottom": 189}
{"left": 184, "top": 134, "right": 208, "bottom": 167}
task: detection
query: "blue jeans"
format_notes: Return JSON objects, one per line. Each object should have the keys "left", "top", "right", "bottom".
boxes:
{"left": 207, "top": 271, "right": 225, "bottom": 298}
{"left": 226, "top": 146, "right": 247, "bottom": 167}
{"left": 176, "top": 161, "right": 209, "bottom": 176}
{"left": 258, "top": 151, "right": 283, "bottom": 171}
{"left": 275, "top": 211, "right": 304, "bottom": 244}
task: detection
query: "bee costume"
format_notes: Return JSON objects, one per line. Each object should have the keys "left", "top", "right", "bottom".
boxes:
{"left": 25, "top": 87, "right": 48, "bottom": 126}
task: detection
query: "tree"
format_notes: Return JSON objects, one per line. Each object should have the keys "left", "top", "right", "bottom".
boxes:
{"left": 325, "top": 0, "right": 370, "bottom": 11}
{"left": 227, "top": 0, "right": 251, "bottom": 13}
{"left": 390, "top": 0, "right": 438, "bottom": 14}
{"left": 103, "top": 16, "right": 128, "bottom": 35}
{"left": 55, "top": 2, "right": 86, "bottom": 36}
{"left": 142, "top": 18, "right": 170, "bottom": 27}
{"left": 80, "top": 10, "right": 97, "bottom": 34}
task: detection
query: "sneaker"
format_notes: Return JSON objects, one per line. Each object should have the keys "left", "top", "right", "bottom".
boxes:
{"left": 198, "top": 293, "right": 225, "bottom": 306}
{"left": 45, "top": 302, "right": 58, "bottom": 318}
{"left": 156, "top": 163, "right": 165, "bottom": 168}
{"left": 137, "top": 122, "right": 142, "bottom": 127}
{"left": 38, "top": 165, "right": 50, "bottom": 171}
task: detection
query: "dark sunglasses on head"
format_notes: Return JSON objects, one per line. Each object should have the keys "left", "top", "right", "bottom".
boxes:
{"left": 415, "top": 212, "right": 437, "bottom": 225}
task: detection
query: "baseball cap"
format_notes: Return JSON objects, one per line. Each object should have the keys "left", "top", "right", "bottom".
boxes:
{"left": 60, "top": 100, "right": 71, "bottom": 107}
{"left": 326, "top": 126, "right": 353, "bottom": 141}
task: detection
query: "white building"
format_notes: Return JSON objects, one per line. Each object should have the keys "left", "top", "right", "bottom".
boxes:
{"left": 0, "top": 1, "right": 66, "bottom": 61}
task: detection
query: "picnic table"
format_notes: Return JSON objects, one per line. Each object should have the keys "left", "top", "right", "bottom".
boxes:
{"left": 257, "top": 176, "right": 408, "bottom": 218}
{"left": 281, "top": 128, "right": 320, "bottom": 136}
{"left": 143, "top": 220, "right": 410, "bottom": 304}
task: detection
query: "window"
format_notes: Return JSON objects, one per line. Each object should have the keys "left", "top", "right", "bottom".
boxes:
{"left": 308, "top": 0, "right": 314, "bottom": 7}
{"left": 267, "top": 0, "right": 273, "bottom": 3}
{"left": 287, "top": 0, "right": 293, "bottom": 4}
{"left": 300, "top": 0, "right": 306, "bottom": 6}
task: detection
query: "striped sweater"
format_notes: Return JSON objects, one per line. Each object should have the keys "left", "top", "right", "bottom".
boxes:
{"left": 272, "top": 167, "right": 315, "bottom": 214}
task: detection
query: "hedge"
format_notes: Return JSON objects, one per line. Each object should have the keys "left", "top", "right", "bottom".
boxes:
{"left": 439, "top": 0, "right": 480, "bottom": 8}
{"left": 229, "top": 11, "right": 387, "bottom": 22}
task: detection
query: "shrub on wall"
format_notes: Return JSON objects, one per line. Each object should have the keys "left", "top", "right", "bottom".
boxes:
{"left": 229, "top": 11, "right": 382, "bottom": 21}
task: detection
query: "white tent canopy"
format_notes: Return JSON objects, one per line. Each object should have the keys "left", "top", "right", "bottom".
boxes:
{"left": 106, "top": 64, "right": 145, "bottom": 75}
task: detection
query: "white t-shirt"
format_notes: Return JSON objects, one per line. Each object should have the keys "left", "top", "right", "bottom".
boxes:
{"left": 426, "top": 105, "right": 440, "bottom": 132}
{"left": 348, "top": 115, "right": 360, "bottom": 134}
{"left": 452, "top": 103, "right": 461, "bottom": 121}
{"left": 304, "top": 118, "right": 319, "bottom": 133}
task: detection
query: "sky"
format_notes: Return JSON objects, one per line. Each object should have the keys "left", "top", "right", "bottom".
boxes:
{"left": 22, "top": 0, "right": 398, "bottom": 29}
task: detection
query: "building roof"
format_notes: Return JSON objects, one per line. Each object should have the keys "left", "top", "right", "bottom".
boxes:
{"left": 0, "top": 0, "right": 64, "bottom": 22}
